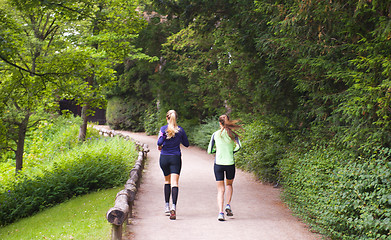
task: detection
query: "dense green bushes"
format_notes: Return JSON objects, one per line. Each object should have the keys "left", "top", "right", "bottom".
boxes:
{"left": 0, "top": 116, "right": 137, "bottom": 226}
{"left": 106, "top": 96, "right": 145, "bottom": 132}
{"left": 321, "top": 150, "right": 391, "bottom": 239}
{"left": 235, "top": 119, "right": 288, "bottom": 183}
{"left": 186, "top": 118, "right": 219, "bottom": 150}
{"left": 280, "top": 145, "right": 391, "bottom": 239}
{"left": 143, "top": 105, "right": 160, "bottom": 135}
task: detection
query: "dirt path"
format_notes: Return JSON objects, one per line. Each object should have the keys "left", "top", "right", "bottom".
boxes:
{"left": 98, "top": 127, "right": 322, "bottom": 240}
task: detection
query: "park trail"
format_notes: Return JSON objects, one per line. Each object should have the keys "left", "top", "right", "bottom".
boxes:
{"left": 96, "top": 126, "right": 322, "bottom": 240}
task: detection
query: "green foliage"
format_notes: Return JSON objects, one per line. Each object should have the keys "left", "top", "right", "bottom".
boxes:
{"left": 106, "top": 96, "right": 145, "bottom": 131}
{"left": 95, "top": 1, "right": 391, "bottom": 238}
{"left": 187, "top": 117, "right": 219, "bottom": 150}
{"left": 0, "top": 188, "right": 120, "bottom": 240}
{"left": 235, "top": 118, "right": 288, "bottom": 183}
{"left": 279, "top": 145, "right": 349, "bottom": 222}
{"left": 280, "top": 145, "right": 391, "bottom": 239}
{"left": 143, "top": 104, "right": 160, "bottom": 135}
{"left": 0, "top": 116, "right": 137, "bottom": 226}
{"left": 320, "top": 150, "right": 391, "bottom": 239}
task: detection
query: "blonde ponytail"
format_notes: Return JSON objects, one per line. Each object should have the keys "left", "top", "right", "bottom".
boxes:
{"left": 166, "top": 110, "right": 179, "bottom": 139}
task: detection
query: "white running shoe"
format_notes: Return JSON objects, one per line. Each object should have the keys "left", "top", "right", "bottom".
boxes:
{"left": 218, "top": 212, "right": 225, "bottom": 221}
{"left": 165, "top": 205, "right": 170, "bottom": 215}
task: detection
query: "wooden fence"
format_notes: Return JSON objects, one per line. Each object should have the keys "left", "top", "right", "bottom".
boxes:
{"left": 97, "top": 128, "right": 149, "bottom": 240}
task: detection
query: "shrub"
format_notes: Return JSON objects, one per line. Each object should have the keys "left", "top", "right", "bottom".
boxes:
{"left": 186, "top": 118, "right": 218, "bottom": 150}
{"left": 279, "top": 146, "right": 349, "bottom": 223}
{"left": 235, "top": 118, "right": 288, "bottom": 183}
{"left": 0, "top": 115, "right": 137, "bottom": 226}
{"left": 319, "top": 149, "right": 391, "bottom": 239}
{"left": 0, "top": 136, "right": 136, "bottom": 226}
{"left": 106, "top": 96, "right": 144, "bottom": 131}
{"left": 143, "top": 105, "right": 160, "bottom": 135}
{"left": 280, "top": 145, "right": 391, "bottom": 239}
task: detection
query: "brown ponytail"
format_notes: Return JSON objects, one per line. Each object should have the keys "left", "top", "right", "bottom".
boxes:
{"left": 219, "top": 114, "right": 242, "bottom": 141}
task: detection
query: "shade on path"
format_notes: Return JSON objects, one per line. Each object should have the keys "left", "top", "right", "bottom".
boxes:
{"left": 98, "top": 127, "right": 322, "bottom": 240}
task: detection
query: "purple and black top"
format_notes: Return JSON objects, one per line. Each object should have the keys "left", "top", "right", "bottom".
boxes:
{"left": 157, "top": 125, "right": 189, "bottom": 155}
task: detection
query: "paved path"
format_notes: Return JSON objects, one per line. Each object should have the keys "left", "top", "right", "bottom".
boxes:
{"left": 97, "top": 127, "right": 322, "bottom": 240}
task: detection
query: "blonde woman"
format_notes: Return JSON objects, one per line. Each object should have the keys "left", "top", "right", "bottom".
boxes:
{"left": 157, "top": 110, "right": 189, "bottom": 220}
{"left": 208, "top": 115, "right": 242, "bottom": 221}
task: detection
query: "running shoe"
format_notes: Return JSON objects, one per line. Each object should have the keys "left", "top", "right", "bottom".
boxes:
{"left": 218, "top": 212, "right": 225, "bottom": 221}
{"left": 165, "top": 205, "right": 170, "bottom": 215}
{"left": 170, "top": 209, "right": 176, "bottom": 220}
{"left": 225, "top": 204, "right": 233, "bottom": 216}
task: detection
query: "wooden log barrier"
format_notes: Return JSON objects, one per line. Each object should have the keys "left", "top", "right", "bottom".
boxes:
{"left": 97, "top": 127, "right": 148, "bottom": 240}
{"left": 106, "top": 190, "right": 130, "bottom": 225}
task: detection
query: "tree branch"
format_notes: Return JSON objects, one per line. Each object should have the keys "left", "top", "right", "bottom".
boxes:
{"left": 41, "top": 13, "right": 50, "bottom": 39}
{"left": 0, "top": 54, "right": 70, "bottom": 76}
{"left": 44, "top": 26, "right": 59, "bottom": 57}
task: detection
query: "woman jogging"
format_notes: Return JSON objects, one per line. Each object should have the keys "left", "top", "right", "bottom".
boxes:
{"left": 207, "top": 114, "right": 242, "bottom": 221}
{"left": 157, "top": 110, "right": 189, "bottom": 220}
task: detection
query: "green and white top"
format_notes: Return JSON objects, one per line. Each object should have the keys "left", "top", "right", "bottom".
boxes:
{"left": 207, "top": 129, "right": 241, "bottom": 165}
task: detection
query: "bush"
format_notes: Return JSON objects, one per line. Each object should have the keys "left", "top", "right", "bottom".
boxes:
{"left": 280, "top": 145, "right": 391, "bottom": 239}
{"left": 106, "top": 96, "right": 144, "bottom": 131}
{"left": 279, "top": 146, "right": 349, "bottom": 224}
{"left": 0, "top": 115, "right": 137, "bottom": 226}
{"left": 319, "top": 149, "right": 391, "bottom": 239}
{"left": 143, "top": 105, "right": 160, "bottom": 135}
{"left": 235, "top": 118, "right": 288, "bottom": 183}
{"left": 0, "top": 136, "right": 136, "bottom": 226}
{"left": 186, "top": 118, "right": 218, "bottom": 150}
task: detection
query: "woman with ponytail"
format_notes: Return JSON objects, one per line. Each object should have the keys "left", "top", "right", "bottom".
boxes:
{"left": 157, "top": 110, "right": 189, "bottom": 220}
{"left": 207, "top": 114, "right": 242, "bottom": 221}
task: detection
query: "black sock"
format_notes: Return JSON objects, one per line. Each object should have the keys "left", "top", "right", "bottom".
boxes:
{"left": 164, "top": 184, "right": 171, "bottom": 203}
{"left": 172, "top": 186, "right": 179, "bottom": 205}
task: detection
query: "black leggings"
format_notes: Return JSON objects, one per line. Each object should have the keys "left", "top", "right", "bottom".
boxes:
{"left": 160, "top": 154, "right": 182, "bottom": 176}
{"left": 214, "top": 163, "right": 235, "bottom": 181}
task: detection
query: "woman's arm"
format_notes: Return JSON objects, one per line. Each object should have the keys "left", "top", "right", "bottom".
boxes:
{"left": 157, "top": 129, "right": 166, "bottom": 146}
{"left": 207, "top": 133, "right": 216, "bottom": 154}
{"left": 233, "top": 136, "right": 241, "bottom": 153}
{"left": 181, "top": 127, "right": 190, "bottom": 147}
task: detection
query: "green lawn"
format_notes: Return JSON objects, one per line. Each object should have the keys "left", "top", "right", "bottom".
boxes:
{"left": 0, "top": 187, "right": 121, "bottom": 240}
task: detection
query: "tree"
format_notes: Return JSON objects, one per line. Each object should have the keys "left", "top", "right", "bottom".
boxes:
{"left": 0, "top": 0, "right": 90, "bottom": 173}
{"left": 70, "top": 0, "right": 154, "bottom": 141}
{"left": 0, "top": 0, "right": 150, "bottom": 172}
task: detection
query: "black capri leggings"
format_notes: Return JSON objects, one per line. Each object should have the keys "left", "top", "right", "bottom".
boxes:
{"left": 160, "top": 154, "right": 182, "bottom": 176}
{"left": 214, "top": 163, "right": 235, "bottom": 181}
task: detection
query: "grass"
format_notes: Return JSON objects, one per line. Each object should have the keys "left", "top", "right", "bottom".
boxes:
{"left": 0, "top": 187, "right": 121, "bottom": 240}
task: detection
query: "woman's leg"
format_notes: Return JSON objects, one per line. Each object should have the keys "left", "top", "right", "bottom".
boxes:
{"left": 225, "top": 178, "right": 234, "bottom": 206}
{"left": 164, "top": 175, "right": 171, "bottom": 203}
{"left": 169, "top": 173, "right": 180, "bottom": 220}
{"left": 170, "top": 173, "right": 179, "bottom": 187}
{"left": 214, "top": 164, "right": 226, "bottom": 215}
{"left": 224, "top": 165, "right": 235, "bottom": 216}
{"left": 216, "top": 180, "right": 225, "bottom": 213}
{"left": 164, "top": 175, "right": 171, "bottom": 199}
{"left": 169, "top": 156, "right": 181, "bottom": 210}
{"left": 163, "top": 175, "right": 171, "bottom": 213}
{"left": 171, "top": 173, "right": 180, "bottom": 208}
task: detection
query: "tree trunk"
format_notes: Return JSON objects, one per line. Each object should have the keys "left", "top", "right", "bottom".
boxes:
{"left": 15, "top": 114, "right": 29, "bottom": 174}
{"left": 78, "top": 103, "right": 89, "bottom": 142}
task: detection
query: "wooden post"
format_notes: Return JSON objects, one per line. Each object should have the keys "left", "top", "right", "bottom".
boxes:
{"left": 111, "top": 224, "right": 122, "bottom": 240}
